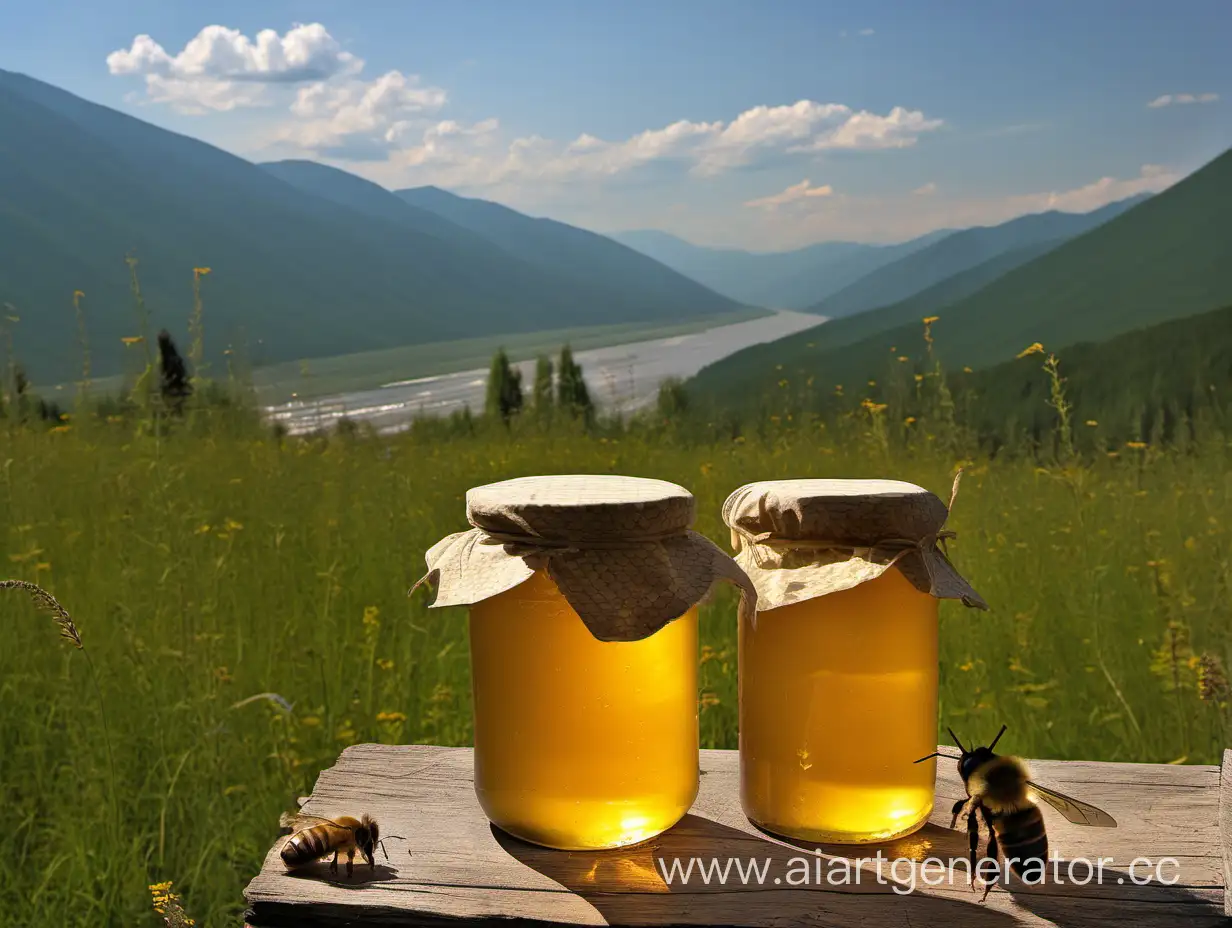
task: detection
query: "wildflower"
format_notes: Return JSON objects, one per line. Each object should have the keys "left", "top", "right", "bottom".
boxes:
{"left": 224, "top": 518, "right": 243, "bottom": 532}
{"left": 1085, "top": 420, "right": 1098, "bottom": 427}
{"left": 121, "top": 335, "right": 145, "bottom": 346}
{"left": 867, "top": 380, "right": 877, "bottom": 387}
{"left": 699, "top": 462, "right": 713, "bottom": 476}
{"left": 897, "top": 356, "right": 909, "bottom": 362}
{"left": 376, "top": 658, "right": 395, "bottom": 671}
{"left": 362, "top": 605, "right": 381, "bottom": 628}
{"left": 149, "top": 880, "right": 195, "bottom": 926}
{"left": 922, "top": 315, "right": 940, "bottom": 324}
{"left": 700, "top": 645, "right": 717, "bottom": 664}
{"left": 796, "top": 747, "right": 813, "bottom": 770}
{"left": 962, "top": 366, "right": 973, "bottom": 373}
{"left": 914, "top": 373, "right": 924, "bottom": 382}
{"left": 73, "top": 290, "right": 85, "bottom": 299}
{"left": 777, "top": 379, "right": 788, "bottom": 388}
{"left": 193, "top": 267, "right": 212, "bottom": 277}
{"left": 699, "top": 692, "right": 721, "bottom": 710}
{"left": 300, "top": 716, "right": 321, "bottom": 727}
{"left": 213, "top": 666, "right": 233, "bottom": 684}
{"left": 1126, "top": 441, "right": 1148, "bottom": 449}
{"left": 1197, "top": 654, "right": 1230, "bottom": 706}
{"left": 194, "top": 524, "right": 211, "bottom": 535}
{"left": 377, "top": 710, "right": 408, "bottom": 723}
{"left": 904, "top": 416, "right": 916, "bottom": 425}
{"left": 49, "top": 425, "right": 71, "bottom": 434}
{"left": 1016, "top": 342, "right": 1045, "bottom": 359}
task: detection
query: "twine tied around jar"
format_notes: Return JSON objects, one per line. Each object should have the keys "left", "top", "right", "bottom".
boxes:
{"left": 722, "top": 471, "right": 987, "bottom": 614}
{"left": 412, "top": 475, "right": 757, "bottom": 642}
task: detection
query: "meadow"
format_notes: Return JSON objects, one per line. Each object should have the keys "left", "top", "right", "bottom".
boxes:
{"left": 1, "top": 362, "right": 1230, "bottom": 926}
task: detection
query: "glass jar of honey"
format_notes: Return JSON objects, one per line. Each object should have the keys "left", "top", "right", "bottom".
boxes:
{"left": 722, "top": 477, "right": 986, "bottom": 844}
{"left": 418, "top": 474, "right": 753, "bottom": 850}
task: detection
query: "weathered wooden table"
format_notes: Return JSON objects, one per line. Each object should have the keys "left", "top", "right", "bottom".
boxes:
{"left": 244, "top": 744, "right": 1232, "bottom": 926}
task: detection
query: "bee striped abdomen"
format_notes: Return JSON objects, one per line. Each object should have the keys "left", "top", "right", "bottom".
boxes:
{"left": 281, "top": 825, "right": 331, "bottom": 866}
{"left": 994, "top": 806, "right": 1049, "bottom": 876}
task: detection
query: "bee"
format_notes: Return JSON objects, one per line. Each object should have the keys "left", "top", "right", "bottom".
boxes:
{"left": 916, "top": 724, "right": 1117, "bottom": 900}
{"left": 279, "top": 812, "right": 404, "bottom": 878}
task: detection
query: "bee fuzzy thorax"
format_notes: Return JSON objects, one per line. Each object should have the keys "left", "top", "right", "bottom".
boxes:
{"left": 968, "top": 755, "right": 1033, "bottom": 813}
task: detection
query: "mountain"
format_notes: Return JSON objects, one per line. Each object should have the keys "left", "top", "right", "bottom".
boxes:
{"left": 959, "top": 302, "right": 1232, "bottom": 450}
{"left": 609, "top": 228, "right": 952, "bottom": 309}
{"left": 690, "top": 148, "right": 1232, "bottom": 406}
{"left": 395, "top": 186, "right": 747, "bottom": 314}
{"left": 808, "top": 195, "right": 1150, "bottom": 319}
{"left": 0, "top": 70, "right": 740, "bottom": 383}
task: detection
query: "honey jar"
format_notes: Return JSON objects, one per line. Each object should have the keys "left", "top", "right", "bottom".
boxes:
{"left": 418, "top": 474, "right": 753, "bottom": 850}
{"left": 722, "top": 477, "right": 986, "bottom": 843}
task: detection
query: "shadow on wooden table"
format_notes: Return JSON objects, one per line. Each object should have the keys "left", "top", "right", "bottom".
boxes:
{"left": 1003, "top": 867, "right": 1226, "bottom": 928}
{"left": 494, "top": 814, "right": 1020, "bottom": 927}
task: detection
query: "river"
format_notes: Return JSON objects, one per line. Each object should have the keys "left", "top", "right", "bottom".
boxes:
{"left": 264, "top": 309, "right": 823, "bottom": 435}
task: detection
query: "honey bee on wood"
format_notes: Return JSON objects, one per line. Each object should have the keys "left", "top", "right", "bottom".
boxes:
{"left": 916, "top": 725, "right": 1117, "bottom": 900}
{"left": 278, "top": 812, "right": 404, "bottom": 878}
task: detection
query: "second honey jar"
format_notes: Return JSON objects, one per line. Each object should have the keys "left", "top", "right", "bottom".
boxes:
{"left": 723, "top": 477, "right": 987, "bottom": 844}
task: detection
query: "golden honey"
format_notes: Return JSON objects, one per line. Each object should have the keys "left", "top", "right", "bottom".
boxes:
{"left": 469, "top": 570, "right": 699, "bottom": 850}
{"left": 740, "top": 566, "right": 939, "bottom": 843}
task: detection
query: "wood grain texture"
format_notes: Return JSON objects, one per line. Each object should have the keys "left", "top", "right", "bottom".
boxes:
{"left": 1221, "top": 749, "right": 1232, "bottom": 917}
{"left": 244, "top": 745, "right": 1229, "bottom": 927}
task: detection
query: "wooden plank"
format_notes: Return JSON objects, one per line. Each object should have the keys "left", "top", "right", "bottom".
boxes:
{"left": 1222, "top": 749, "right": 1232, "bottom": 916}
{"left": 245, "top": 744, "right": 1228, "bottom": 927}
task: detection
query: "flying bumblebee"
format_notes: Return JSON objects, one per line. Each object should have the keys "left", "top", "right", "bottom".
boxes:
{"left": 916, "top": 724, "right": 1117, "bottom": 899}
{"left": 279, "top": 811, "right": 403, "bottom": 877}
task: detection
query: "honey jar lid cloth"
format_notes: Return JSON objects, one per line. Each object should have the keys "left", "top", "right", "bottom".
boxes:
{"left": 721, "top": 473, "right": 988, "bottom": 614}
{"left": 413, "top": 475, "right": 756, "bottom": 642}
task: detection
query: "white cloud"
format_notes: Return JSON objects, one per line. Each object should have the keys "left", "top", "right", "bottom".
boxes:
{"left": 1147, "top": 92, "right": 1219, "bottom": 108}
{"left": 721, "top": 164, "right": 1182, "bottom": 249}
{"left": 858, "top": 28, "right": 876, "bottom": 36}
{"left": 744, "top": 179, "right": 834, "bottom": 210}
{"left": 107, "top": 23, "right": 364, "bottom": 112}
{"left": 364, "top": 100, "right": 942, "bottom": 186}
{"left": 913, "top": 181, "right": 938, "bottom": 196}
{"left": 1026, "top": 163, "right": 1178, "bottom": 212}
{"left": 281, "top": 71, "right": 448, "bottom": 155}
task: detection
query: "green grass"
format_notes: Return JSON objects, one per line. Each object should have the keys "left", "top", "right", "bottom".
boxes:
{"left": 1, "top": 403, "right": 1229, "bottom": 925}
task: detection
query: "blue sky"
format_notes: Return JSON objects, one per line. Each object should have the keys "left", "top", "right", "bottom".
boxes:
{"left": 1, "top": 0, "right": 1228, "bottom": 248}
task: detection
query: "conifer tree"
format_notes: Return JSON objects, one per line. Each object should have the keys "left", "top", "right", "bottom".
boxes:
{"left": 556, "top": 344, "right": 593, "bottom": 421}
{"left": 532, "top": 355, "right": 554, "bottom": 414}
{"left": 484, "top": 348, "right": 523, "bottom": 424}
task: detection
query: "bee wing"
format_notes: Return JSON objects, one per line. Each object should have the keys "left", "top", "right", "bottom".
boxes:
{"left": 1027, "top": 781, "right": 1118, "bottom": 827}
{"left": 279, "top": 811, "right": 354, "bottom": 832}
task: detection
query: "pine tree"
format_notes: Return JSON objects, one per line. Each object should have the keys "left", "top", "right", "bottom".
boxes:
{"left": 484, "top": 348, "right": 524, "bottom": 424}
{"left": 556, "top": 344, "right": 593, "bottom": 421}
{"left": 158, "top": 329, "right": 192, "bottom": 415}
{"left": 532, "top": 355, "right": 555, "bottom": 414}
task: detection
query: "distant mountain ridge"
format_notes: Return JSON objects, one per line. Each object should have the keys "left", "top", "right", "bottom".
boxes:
{"left": 614, "top": 196, "right": 1149, "bottom": 315}
{"left": 0, "top": 68, "right": 741, "bottom": 383}
{"left": 610, "top": 228, "right": 952, "bottom": 309}
{"left": 690, "top": 147, "right": 1232, "bottom": 405}
{"left": 808, "top": 194, "right": 1151, "bottom": 319}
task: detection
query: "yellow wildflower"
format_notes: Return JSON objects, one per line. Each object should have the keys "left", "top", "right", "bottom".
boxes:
{"left": 904, "top": 416, "right": 916, "bottom": 425}
{"left": 121, "top": 335, "right": 144, "bottom": 346}
{"left": 1085, "top": 420, "right": 1098, "bottom": 427}
{"left": 193, "top": 267, "right": 212, "bottom": 277}
{"left": 1126, "top": 440, "right": 1148, "bottom": 449}
{"left": 922, "top": 315, "right": 940, "bottom": 324}
{"left": 49, "top": 425, "right": 71, "bottom": 434}
{"left": 362, "top": 605, "right": 380, "bottom": 627}
{"left": 1016, "top": 342, "right": 1045, "bottom": 359}
{"left": 897, "top": 356, "right": 909, "bottom": 362}
{"left": 377, "top": 711, "right": 407, "bottom": 723}
{"left": 376, "top": 658, "right": 395, "bottom": 671}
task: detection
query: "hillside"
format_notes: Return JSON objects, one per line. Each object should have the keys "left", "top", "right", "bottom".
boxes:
{"left": 690, "top": 147, "right": 1232, "bottom": 405}
{"left": 808, "top": 195, "right": 1149, "bottom": 319}
{"left": 959, "top": 303, "right": 1232, "bottom": 450}
{"left": 610, "top": 228, "right": 951, "bottom": 309}
{"left": 395, "top": 186, "right": 748, "bottom": 313}
{"left": 0, "top": 70, "right": 740, "bottom": 383}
